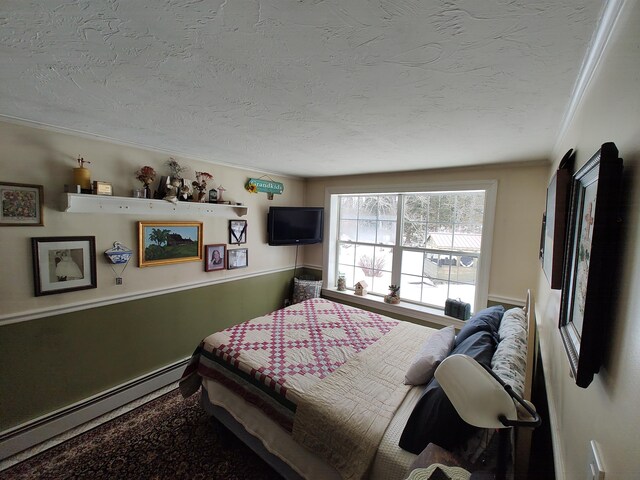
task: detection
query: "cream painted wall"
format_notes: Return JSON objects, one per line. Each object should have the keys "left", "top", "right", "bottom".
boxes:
{"left": 0, "top": 121, "right": 305, "bottom": 319}
{"left": 304, "top": 162, "right": 548, "bottom": 304}
{"left": 535, "top": 1, "right": 640, "bottom": 478}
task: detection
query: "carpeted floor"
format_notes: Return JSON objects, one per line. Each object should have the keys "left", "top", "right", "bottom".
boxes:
{"left": 1, "top": 389, "right": 283, "bottom": 479}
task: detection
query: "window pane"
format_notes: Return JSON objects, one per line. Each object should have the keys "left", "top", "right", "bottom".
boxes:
{"left": 337, "top": 265, "right": 355, "bottom": 289}
{"left": 404, "top": 194, "right": 429, "bottom": 222}
{"left": 357, "top": 219, "right": 377, "bottom": 243}
{"left": 428, "top": 193, "right": 454, "bottom": 223}
{"left": 377, "top": 220, "right": 396, "bottom": 245}
{"left": 339, "top": 219, "right": 357, "bottom": 242}
{"left": 449, "top": 254, "right": 478, "bottom": 285}
{"left": 377, "top": 195, "right": 397, "bottom": 220}
{"left": 358, "top": 196, "right": 378, "bottom": 219}
{"left": 401, "top": 274, "right": 423, "bottom": 302}
{"left": 421, "top": 281, "right": 449, "bottom": 308}
{"left": 402, "top": 221, "right": 426, "bottom": 247}
{"left": 371, "top": 246, "right": 393, "bottom": 295}
{"left": 402, "top": 250, "right": 423, "bottom": 276}
{"left": 338, "top": 242, "right": 355, "bottom": 266}
{"left": 448, "top": 281, "right": 476, "bottom": 312}
{"left": 355, "top": 245, "right": 375, "bottom": 278}
{"left": 426, "top": 228, "right": 453, "bottom": 250}
{"left": 340, "top": 196, "right": 359, "bottom": 219}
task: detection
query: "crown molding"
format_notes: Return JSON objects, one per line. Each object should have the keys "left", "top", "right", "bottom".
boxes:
{"left": 552, "top": 0, "right": 627, "bottom": 159}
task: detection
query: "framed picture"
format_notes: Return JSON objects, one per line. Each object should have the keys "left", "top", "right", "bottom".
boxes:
{"left": 541, "top": 158, "right": 572, "bottom": 289}
{"left": 31, "top": 236, "right": 97, "bottom": 296}
{"left": 1, "top": 182, "right": 44, "bottom": 226}
{"left": 205, "top": 244, "right": 226, "bottom": 271}
{"left": 227, "top": 248, "right": 248, "bottom": 269}
{"left": 229, "top": 220, "right": 247, "bottom": 245}
{"left": 559, "top": 142, "right": 623, "bottom": 388}
{"left": 138, "top": 221, "right": 203, "bottom": 267}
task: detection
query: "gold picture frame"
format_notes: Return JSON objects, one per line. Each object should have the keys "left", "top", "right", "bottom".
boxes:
{"left": 138, "top": 221, "right": 203, "bottom": 267}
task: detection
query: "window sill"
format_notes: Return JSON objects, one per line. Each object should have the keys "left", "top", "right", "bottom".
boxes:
{"left": 322, "top": 288, "right": 466, "bottom": 330}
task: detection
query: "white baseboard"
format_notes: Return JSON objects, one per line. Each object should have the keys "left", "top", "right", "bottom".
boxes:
{"left": 0, "top": 357, "right": 189, "bottom": 461}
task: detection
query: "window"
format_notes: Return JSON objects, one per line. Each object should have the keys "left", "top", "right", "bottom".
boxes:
{"left": 326, "top": 183, "right": 496, "bottom": 313}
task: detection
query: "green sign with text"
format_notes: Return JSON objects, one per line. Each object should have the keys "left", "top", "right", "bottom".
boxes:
{"left": 246, "top": 178, "right": 284, "bottom": 195}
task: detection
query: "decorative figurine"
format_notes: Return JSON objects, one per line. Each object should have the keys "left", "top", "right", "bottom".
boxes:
{"left": 384, "top": 284, "right": 401, "bottom": 304}
{"left": 73, "top": 156, "right": 91, "bottom": 191}
{"left": 354, "top": 280, "right": 368, "bottom": 296}
{"left": 337, "top": 273, "right": 347, "bottom": 291}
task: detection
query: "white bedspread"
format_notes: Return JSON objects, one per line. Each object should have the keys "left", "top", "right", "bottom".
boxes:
{"left": 292, "top": 321, "right": 432, "bottom": 480}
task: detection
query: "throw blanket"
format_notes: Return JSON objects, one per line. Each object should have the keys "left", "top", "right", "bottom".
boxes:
{"left": 292, "top": 321, "right": 432, "bottom": 480}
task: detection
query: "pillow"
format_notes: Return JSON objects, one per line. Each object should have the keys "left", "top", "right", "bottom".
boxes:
{"left": 454, "top": 307, "right": 529, "bottom": 464}
{"left": 454, "top": 305, "right": 505, "bottom": 347}
{"left": 491, "top": 307, "right": 528, "bottom": 397}
{"left": 399, "top": 330, "right": 498, "bottom": 454}
{"left": 404, "top": 326, "right": 456, "bottom": 385}
{"left": 292, "top": 278, "right": 322, "bottom": 304}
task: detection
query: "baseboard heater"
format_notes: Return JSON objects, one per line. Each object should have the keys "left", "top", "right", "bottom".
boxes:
{"left": 0, "top": 358, "right": 189, "bottom": 461}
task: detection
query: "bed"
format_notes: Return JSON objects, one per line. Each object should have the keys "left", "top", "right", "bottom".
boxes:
{"left": 180, "top": 293, "right": 535, "bottom": 480}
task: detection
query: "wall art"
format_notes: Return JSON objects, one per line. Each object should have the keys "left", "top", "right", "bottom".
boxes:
{"left": 559, "top": 142, "right": 622, "bottom": 388}
{"left": 205, "top": 244, "right": 226, "bottom": 271}
{"left": 541, "top": 149, "right": 574, "bottom": 289}
{"left": 229, "top": 219, "right": 247, "bottom": 245}
{"left": 1, "top": 182, "right": 44, "bottom": 226}
{"left": 32, "top": 236, "right": 97, "bottom": 296}
{"left": 138, "top": 221, "right": 203, "bottom": 267}
{"left": 227, "top": 248, "right": 248, "bottom": 269}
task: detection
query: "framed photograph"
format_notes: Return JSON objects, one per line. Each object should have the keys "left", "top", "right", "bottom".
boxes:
{"left": 205, "top": 244, "right": 226, "bottom": 271}
{"left": 229, "top": 220, "right": 247, "bottom": 245}
{"left": 541, "top": 167, "right": 571, "bottom": 289}
{"left": 138, "top": 221, "right": 203, "bottom": 267}
{"left": 227, "top": 248, "right": 248, "bottom": 269}
{"left": 1, "top": 182, "right": 44, "bottom": 226}
{"left": 559, "top": 142, "right": 623, "bottom": 388}
{"left": 31, "top": 236, "right": 97, "bottom": 296}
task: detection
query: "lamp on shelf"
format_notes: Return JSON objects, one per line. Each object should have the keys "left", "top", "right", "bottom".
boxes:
{"left": 434, "top": 354, "right": 541, "bottom": 480}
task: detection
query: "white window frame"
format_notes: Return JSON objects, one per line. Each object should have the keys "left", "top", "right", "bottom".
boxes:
{"left": 323, "top": 181, "right": 497, "bottom": 312}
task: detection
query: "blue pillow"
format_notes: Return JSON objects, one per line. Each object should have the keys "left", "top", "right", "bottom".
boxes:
{"left": 399, "top": 330, "right": 498, "bottom": 454}
{"left": 454, "top": 305, "right": 505, "bottom": 347}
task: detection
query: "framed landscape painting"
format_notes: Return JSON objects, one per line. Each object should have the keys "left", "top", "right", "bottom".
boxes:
{"left": 32, "top": 236, "right": 97, "bottom": 296}
{"left": 138, "top": 221, "right": 203, "bottom": 267}
{"left": 1, "top": 182, "right": 44, "bottom": 226}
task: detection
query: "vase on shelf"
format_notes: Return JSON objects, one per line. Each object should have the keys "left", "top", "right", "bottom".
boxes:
{"left": 73, "top": 157, "right": 91, "bottom": 191}
{"left": 143, "top": 184, "right": 151, "bottom": 199}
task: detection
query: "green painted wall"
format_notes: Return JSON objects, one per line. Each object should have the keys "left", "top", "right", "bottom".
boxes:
{"left": 0, "top": 270, "right": 295, "bottom": 431}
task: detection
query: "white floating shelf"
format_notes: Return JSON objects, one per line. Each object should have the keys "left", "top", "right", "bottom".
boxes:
{"left": 61, "top": 193, "right": 248, "bottom": 217}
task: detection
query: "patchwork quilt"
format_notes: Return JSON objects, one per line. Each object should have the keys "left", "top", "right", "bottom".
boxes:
{"left": 180, "top": 298, "right": 399, "bottom": 421}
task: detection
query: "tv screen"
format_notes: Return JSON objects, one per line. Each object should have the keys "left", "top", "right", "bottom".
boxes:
{"left": 268, "top": 207, "right": 324, "bottom": 246}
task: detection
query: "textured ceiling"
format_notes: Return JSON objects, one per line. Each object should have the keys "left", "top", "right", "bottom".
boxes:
{"left": 0, "top": 1, "right": 602, "bottom": 177}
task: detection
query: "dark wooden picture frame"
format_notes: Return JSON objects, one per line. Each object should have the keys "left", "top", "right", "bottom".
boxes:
{"left": 1, "top": 182, "right": 44, "bottom": 226}
{"left": 227, "top": 248, "right": 248, "bottom": 269}
{"left": 32, "top": 236, "right": 97, "bottom": 296}
{"left": 541, "top": 150, "right": 573, "bottom": 289}
{"left": 229, "top": 219, "right": 247, "bottom": 245}
{"left": 559, "top": 142, "right": 622, "bottom": 388}
{"left": 204, "top": 244, "right": 226, "bottom": 271}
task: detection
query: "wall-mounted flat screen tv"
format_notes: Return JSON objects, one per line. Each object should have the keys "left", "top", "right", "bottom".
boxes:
{"left": 268, "top": 207, "right": 324, "bottom": 246}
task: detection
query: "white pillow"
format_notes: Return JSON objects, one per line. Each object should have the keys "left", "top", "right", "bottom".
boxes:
{"left": 404, "top": 326, "right": 456, "bottom": 385}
